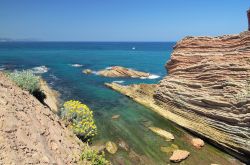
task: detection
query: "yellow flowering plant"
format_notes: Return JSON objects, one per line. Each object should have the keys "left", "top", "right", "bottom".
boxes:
{"left": 63, "top": 100, "right": 97, "bottom": 141}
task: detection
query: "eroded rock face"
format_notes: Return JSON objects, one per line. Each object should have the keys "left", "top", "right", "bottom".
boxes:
{"left": 105, "top": 31, "right": 250, "bottom": 162}
{"left": 154, "top": 31, "right": 250, "bottom": 159}
{"left": 39, "top": 79, "right": 59, "bottom": 113}
{"left": 0, "top": 72, "right": 85, "bottom": 164}
{"left": 97, "top": 66, "right": 150, "bottom": 78}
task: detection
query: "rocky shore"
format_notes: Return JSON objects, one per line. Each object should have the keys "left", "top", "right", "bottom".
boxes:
{"left": 106, "top": 31, "right": 250, "bottom": 163}
{"left": 39, "top": 79, "right": 59, "bottom": 113}
{"left": 0, "top": 72, "right": 87, "bottom": 164}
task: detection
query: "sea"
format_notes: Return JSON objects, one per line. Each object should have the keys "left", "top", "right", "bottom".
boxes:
{"left": 0, "top": 42, "right": 239, "bottom": 165}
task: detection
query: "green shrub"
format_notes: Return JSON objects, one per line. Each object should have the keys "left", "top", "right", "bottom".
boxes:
{"left": 81, "top": 146, "right": 110, "bottom": 165}
{"left": 8, "top": 70, "right": 40, "bottom": 94}
{"left": 63, "top": 100, "right": 97, "bottom": 141}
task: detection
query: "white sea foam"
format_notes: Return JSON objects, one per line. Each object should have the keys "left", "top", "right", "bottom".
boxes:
{"left": 140, "top": 77, "right": 147, "bottom": 79}
{"left": 92, "top": 71, "right": 99, "bottom": 75}
{"left": 0, "top": 65, "right": 5, "bottom": 71}
{"left": 148, "top": 74, "right": 160, "bottom": 79}
{"left": 105, "top": 66, "right": 113, "bottom": 70}
{"left": 31, "top": 66, "right": 49, "bottom": 74}
{"left": 71, "top": 64, "right": 83, "bottom": 67}
{"left": 139, "top": 74, "right": 160, "bottom": 79}
{"left": 49, "top": 74, "right": 59, "bottom": 80}
{"left": 112, "top": 80, "right": 125, "bottom": 84}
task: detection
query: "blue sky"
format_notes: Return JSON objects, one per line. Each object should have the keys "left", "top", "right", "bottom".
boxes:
{"left": 0, "top": 0, "right": 249, "bottom": 41}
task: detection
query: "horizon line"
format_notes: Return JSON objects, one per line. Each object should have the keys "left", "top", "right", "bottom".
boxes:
{"left": 0, "top": 40, "right": 177, "bottom": 43}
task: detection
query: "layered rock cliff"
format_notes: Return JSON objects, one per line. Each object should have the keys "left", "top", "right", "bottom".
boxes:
{"left": 155, "top": 31, "right": 250, "bottom": 157}
{"left": 106, "top": 31, "right": 250, "bottom": 162}
{"left": 0, "top": 72, "right": 86, "bottom": 164}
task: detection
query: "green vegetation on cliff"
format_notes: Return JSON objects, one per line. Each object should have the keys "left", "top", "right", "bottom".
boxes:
{"left": 81, "top": 146, "right": 110, "bottom": 165}
{"left": 7, "top": 70, "right": 40, "bottom": 93}
{"left": 62, "top": 100, "right": 110, "bottom": 164}
{"left": 62, "top": 100, "right": 97, "bottom": 141}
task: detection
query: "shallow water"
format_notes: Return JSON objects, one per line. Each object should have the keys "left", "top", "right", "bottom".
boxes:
{"left": 0, "top": 42, "right": 241, "bottom": 164}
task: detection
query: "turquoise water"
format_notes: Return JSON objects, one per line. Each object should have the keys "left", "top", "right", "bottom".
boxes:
{"left": 0, "top": 42, "right": 240, "bottom": 165}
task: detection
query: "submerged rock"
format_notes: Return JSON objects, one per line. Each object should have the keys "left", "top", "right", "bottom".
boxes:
{"left": 105, "top": 141, "right": 118, "bottom": 154}
{"left": 191, "top": 138, "right": 205, "bottom": 149}
{"left": 83, "top": 69, "right": 92, "bottom": 74}
{"left": 141, "top": 119, "right": 153, "bottom": 127}
{"left": 113, "top": 157, "right": 126, "bottom": 165}
{"left": 128, "top": 150, "right": 152, "bottom": 164}
{"left": 97, "top": 66, "right": 150, "bottom": 78}
{"left": 112, "top": 115, "right": 120, "bottom": 120}
{"left": 160, "top": 144, "right": 179, "bottom": 154}
{"left": 118, "top": 140, "right": 129, "bottom": 151}
{"left": 169, "top": 150, "right": 190, "bottom": 162}
{"left": 148, "top": 127, "right": 174, "bottom": 141}
{"left": 92, "top": 143, "right": 106, "bottom": 154}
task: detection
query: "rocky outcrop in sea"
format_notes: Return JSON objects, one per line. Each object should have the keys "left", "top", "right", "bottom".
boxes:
{"left": 84, "top": 66, "right": 151, "bottom": 78}
{"left": 106, "top": 31, "right": 250, "bottom": 163}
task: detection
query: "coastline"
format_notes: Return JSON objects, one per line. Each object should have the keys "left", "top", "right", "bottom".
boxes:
{"left": 104, "top": 31, "right": 250, "bottom": 164}
{"left": 105, "top": 81, "right": 248, "bottom": 163}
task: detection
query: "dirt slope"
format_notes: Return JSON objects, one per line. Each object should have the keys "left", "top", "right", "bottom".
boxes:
{"left": 0, "top": 72, "right": 86, "bottom": 164}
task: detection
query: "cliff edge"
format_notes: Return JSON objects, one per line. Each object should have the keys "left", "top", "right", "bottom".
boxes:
{"left": 106, "top": 31, "right": 250, "bottom": 162}
{"left": 0, "top": 72, "right": 85, "bottom": 164}
{"left": 155, "top": 31, "right": 250, "bottom": 158}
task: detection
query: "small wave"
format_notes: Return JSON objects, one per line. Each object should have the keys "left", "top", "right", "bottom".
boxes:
{"left": 92, "top": 71, "right": 99, "bottom": 75}
{"left": 49, "top": 74, "right": 59, "bottom": 81}
{"left": 112, "top": 80, "right": 125, "bottom": 84}
{"left": 0, "top": 65, "right": 5, "bottom": 71}
{"left": 31, "top": 66, "right": 49, "bottom": 74}
{"left": 71, "top": 64, "right": 83, "bottom": 67}
{"left": 140, "top": 77, "right": 147, "bottom": 79}
{"left": 139, "top": 74, "right": 160, "bottom": 79}
{"left": 105, "top": 66, "right": 113, "bottom": 70}
{"left": 148, "top": 74, "right": 160, "bottom": 79}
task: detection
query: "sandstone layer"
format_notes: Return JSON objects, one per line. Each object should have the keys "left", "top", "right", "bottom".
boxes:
{"left": 106, "top": 31, "right": 250, "bottom": 163}
{"left": 96, "top": 66, "right": 150, "bottom": 78}
{"left": 0, "top": 72, "right": 87, "bottom": 164}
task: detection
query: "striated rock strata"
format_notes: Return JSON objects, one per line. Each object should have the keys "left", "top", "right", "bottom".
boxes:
{"left": 106, "top": 31, "right": 250, "bottom": 162}
{"left": 0, "top": 72, "right": 86, "bottom": 164}
{"left": 95, "top": 66, "right": 150, "bottom": 78}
